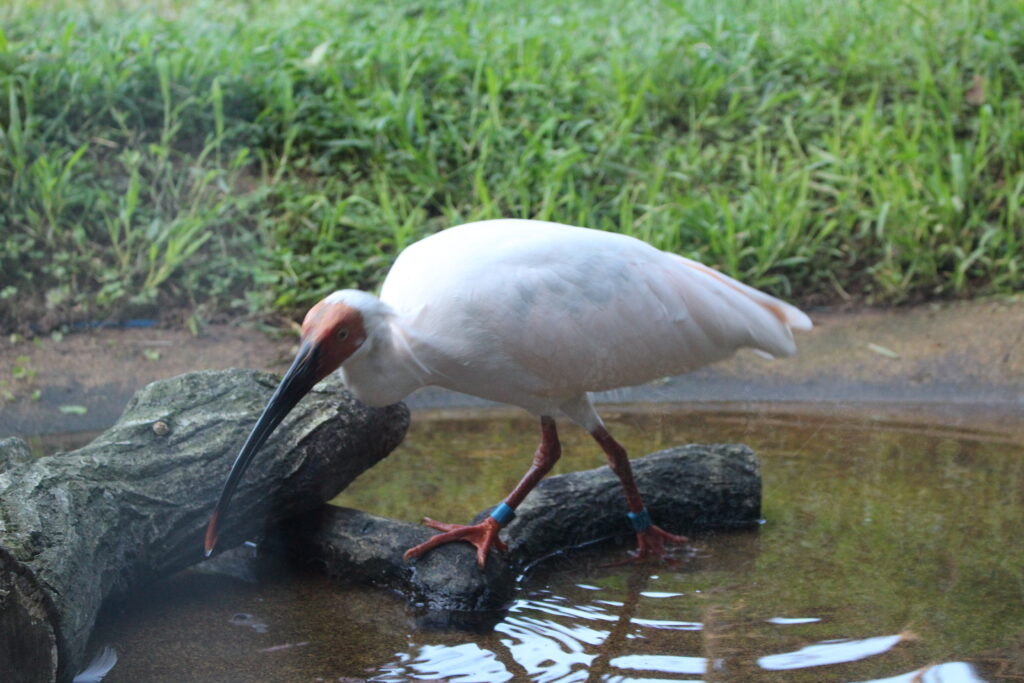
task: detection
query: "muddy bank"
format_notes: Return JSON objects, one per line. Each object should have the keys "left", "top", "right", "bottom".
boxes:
{"left": 1, "top": 299, "right": 1021, "bottom": 438}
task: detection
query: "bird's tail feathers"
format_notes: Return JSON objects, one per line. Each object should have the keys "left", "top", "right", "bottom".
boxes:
{"left": 675, "top": 255, "right": 812, "bottom": 358}
{"left": 677, "top": 256, "right": 812, "bottom": 332}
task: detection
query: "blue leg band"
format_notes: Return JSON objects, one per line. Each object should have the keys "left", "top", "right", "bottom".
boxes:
{"left": 490, "top": 501, "right": 516, "bottom": 526}
{"left": 627, "top": 507, "right": 652, "bottom": 532}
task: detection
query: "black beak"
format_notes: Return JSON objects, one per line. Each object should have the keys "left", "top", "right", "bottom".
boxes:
{"left": 204, "top": 341, "right": 320, "bottom": 557}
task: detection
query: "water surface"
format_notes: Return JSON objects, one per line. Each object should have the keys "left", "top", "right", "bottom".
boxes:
{"left": 89, "top": 404, "right": 1024, "bottom": 681}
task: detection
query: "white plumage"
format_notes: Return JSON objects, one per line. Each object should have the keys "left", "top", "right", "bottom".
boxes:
{"left": 339, "top": 219, "right": 811, "bottom": 429}
{"left": 206, "top": 218, "right": 811, "bottom": 565}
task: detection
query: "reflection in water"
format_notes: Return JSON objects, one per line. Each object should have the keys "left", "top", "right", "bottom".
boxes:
{"left": 855, "top": 661, "right": 987, "bottom": 683}
{"left": 71, "top": 646, "right": 118, "bottom": 683}
{"left": 497, "top": 615, "right": 599, "bottom": 680}
{"left": 629, "top": 617, "right": 702, "bottom": 631}
{"left": 766, "top": 617, "right": 821, "bottom": 625}
{"left": 257, "top": 641, "right": 308, "bottom": 653}
{"left": 227, "top": 612, "right": 269, "bottom": 634}
{"left": 379, "top": 643, "right": 513, "bottom": 682}
{"left": 87, "top": 406, "right": 1023, "bottom": 681}
{"left": 609, "top": 653, "right": 707, "bottom": 674}
{"left": 376, "top": 557, "right": 992, "bottom": 682}
{"left": 373, "top": 584, "right": 988, "bottom": 682}
{"left": 758, "top": 633, "right": 904, "bottom": 670}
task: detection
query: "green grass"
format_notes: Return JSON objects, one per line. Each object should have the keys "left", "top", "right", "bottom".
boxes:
{"left": 1, "top": 0, "right": 1022, "bottom": 331}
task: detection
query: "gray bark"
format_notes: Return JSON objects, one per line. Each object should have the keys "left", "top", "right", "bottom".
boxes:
{"left": 277, "top": 443, "right": 760, "bottom": 617}
{"left": 0, "top": 369, "right": 409, "bottom": 683}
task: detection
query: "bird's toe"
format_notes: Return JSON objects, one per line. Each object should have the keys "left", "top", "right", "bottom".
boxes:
{"left": 631, "top": 525, "right": 688, "bottom": 560}
{"left": 404, "top": 516, "right": 506, "bottom": 568}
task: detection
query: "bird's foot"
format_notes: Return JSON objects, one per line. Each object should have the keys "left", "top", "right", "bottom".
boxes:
{"left": 403, "top": 516, "right": 508, "bottom": 569}
{"left": 628, "top": 524, "right": 688, "bottom": 561}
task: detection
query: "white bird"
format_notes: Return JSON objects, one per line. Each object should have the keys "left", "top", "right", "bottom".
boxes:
{"left": 205, "top": 219, "right": 812, "bottom": 567}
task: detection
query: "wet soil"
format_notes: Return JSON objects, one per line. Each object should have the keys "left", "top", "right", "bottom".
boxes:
{"left": 1, "top": 298, "right": 1022, "bottom": 439}
{"left": 0, "top": 325, "right": 293, "bottom": 437}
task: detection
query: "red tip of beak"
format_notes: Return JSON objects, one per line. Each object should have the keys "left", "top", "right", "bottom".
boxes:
{"left": 204, "top": 509, "right": 220, "bottom": 557}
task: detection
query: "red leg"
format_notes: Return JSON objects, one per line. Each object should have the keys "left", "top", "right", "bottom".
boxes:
{"left": 591, "top": 426, "right": 687, "bottom": 559}
{"left": 404, "top": 416, "right": 561, "bottom": 568}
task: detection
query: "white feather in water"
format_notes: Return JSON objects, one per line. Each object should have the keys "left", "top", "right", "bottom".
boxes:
{"left": 72, "top": 646, "right": 117, "bottom": 683}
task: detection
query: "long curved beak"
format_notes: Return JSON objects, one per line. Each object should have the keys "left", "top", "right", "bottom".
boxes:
{"left": 204, "top": 341, "right": 320, "bottom": 557}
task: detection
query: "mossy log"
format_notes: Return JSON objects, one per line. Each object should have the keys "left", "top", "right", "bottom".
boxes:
{"left": 277, "top": 443, "right": 760, "bottom": 617}
{"left": 0, "top": 370, "right": 409, "bottom": 683}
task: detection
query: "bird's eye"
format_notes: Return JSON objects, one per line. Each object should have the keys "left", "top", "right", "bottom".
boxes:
{"left": 336, "top": 328, "right": 349, "bottom": 341}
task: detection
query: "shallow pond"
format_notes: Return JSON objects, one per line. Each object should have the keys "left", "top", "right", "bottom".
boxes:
{"left": 87, "top": 403, "right": 1024, "bottom": 682}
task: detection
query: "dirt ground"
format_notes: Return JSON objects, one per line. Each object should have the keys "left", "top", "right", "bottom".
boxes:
{"left": 1, "top": 298, "right": 1022, "bottom": 438}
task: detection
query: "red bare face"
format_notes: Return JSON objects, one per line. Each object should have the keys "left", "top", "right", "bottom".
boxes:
{"left": 301, "top": 300, "right": 368, "bottom": 383}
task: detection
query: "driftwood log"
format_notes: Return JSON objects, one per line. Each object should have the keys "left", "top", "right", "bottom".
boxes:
{"left": 277, "top": 444, "right": 760, "bottom": 617}
{"left": 0, "top": 369, "right": 409, "bottom": 683}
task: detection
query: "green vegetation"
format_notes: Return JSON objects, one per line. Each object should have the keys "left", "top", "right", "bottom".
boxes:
{"left": 1, "top": 0, "right": 1021, "bottom": 331}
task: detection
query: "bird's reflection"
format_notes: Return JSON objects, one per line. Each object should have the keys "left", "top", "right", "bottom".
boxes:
{"left": 373, "top": 566, "right": 986, "bottom": 683}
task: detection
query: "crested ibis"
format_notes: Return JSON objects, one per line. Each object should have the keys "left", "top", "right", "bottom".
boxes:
{"left": 204, "top": 219, "right": 811, "bottom": 567}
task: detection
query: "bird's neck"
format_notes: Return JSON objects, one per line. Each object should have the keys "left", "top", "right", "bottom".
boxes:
{"left": 339, "top": 317, "right": 432, "bottom": 407}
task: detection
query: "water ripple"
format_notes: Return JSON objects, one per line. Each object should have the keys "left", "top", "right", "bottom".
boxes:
{"left": 766, "top": 616, "right": 821, "bottom": 625}
{"left": 758, "top": 633, "right": 903, "bottom": 670}
{"left": 497, "top": 615, "right": 602, "bottom": 681}
{"left": 630, "top": 617, "right": 702, "bottom": 631}
{"left": 512, "top": 596, "right": 620, "bottom": 624}
{"left": 852, "top": 661, "right": 986, "bottom": 682}
{"left": 610, "top": 653, "right": 708, "bottom": 675}
{"left": 375, "top": 588, "right": 977, "bottom": 683}
{"left": 376, "top": 643, "right": 513, "bottom": 682}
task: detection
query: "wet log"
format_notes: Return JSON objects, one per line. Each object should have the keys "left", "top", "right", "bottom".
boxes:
{"left": 0, "top": 369, "right": 409, "bottom": 683}
{"left": 278, "top": 443, "right": 760, "bottom": 617}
